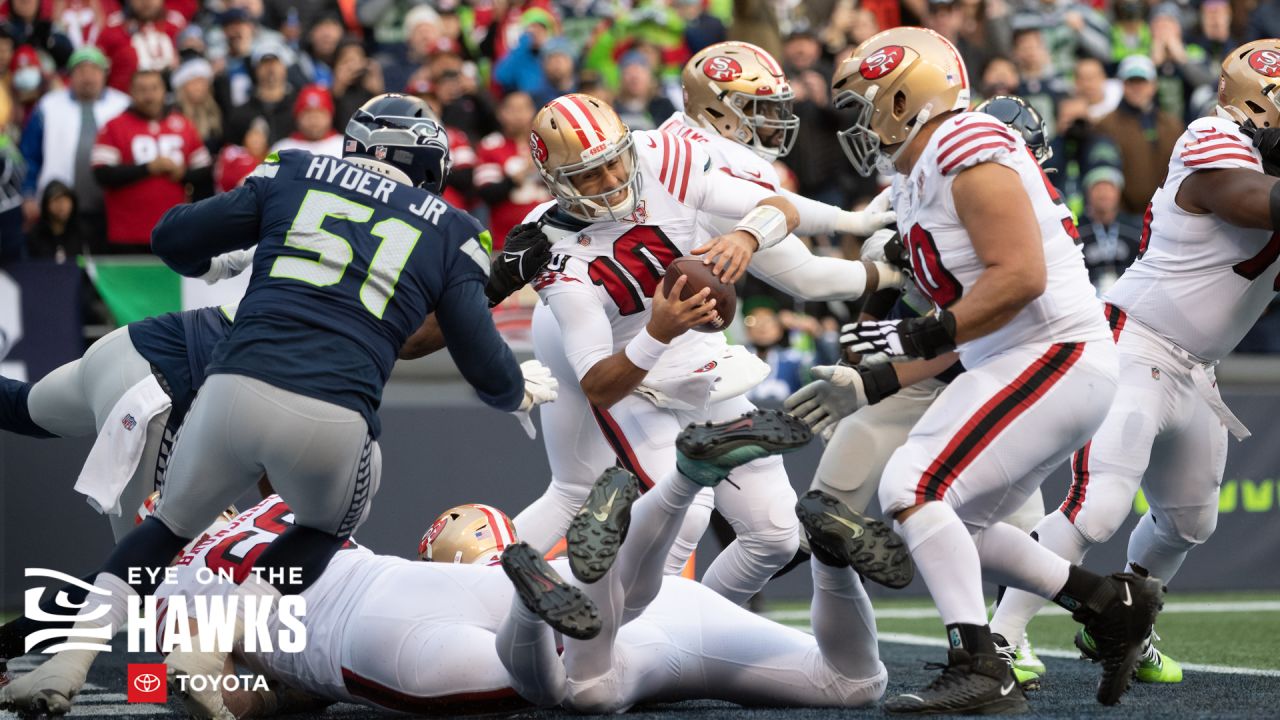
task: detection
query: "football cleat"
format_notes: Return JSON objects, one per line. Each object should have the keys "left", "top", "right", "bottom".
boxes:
{"left": 501, "top": 542, "right": 601, "bottom": 640}
{"left": 0, "top": 652, "right": 91, "bottom": 717}
{"left": 675, "top": 409, "right": 812, "bottom": 486}
{"left": 1068, "top": 572, "right": 1165, "bottom": 705}
{"left": 1076, "top": 628, "right": 1183, "bottom": 684}
{"left": 1015, "top": 632, "right": 1046, "bottom": 677}
{"left": 992, "top": 633, "right": 1041, "bottom": 691}
{"left": 566, "top": 467, "right": 641, "bottom": 584}
{"left": 884, "top": 648, "right": 1029, "bottom": 715}
{"left": 795, "top": 489, "right": 913, "bottom": 589}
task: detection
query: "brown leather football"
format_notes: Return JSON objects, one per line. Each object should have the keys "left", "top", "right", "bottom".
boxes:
{"left": 662, "top": 256, "right": 737, "bottom": 333}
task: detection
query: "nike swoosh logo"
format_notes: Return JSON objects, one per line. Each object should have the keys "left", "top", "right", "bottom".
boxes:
{"left": 646, "top": 137, "right": 657, "bottom": 148}
{"left": 1121, "top": 582, "right": 1133, "bottom": 607}
{"left": 953, "top": 116, "right": 972, "bottom": 126}
{"left": 825, "top": 513, "right": 864, "bottom": 538}
{"left": 592, "top": 489, "right": 619, "bottom": 522}
{"left": 744, "top": 170, "right": 761, "bottom": 178}
{"left": 1000, "top": 680, "right": 1015, "bottom": 696}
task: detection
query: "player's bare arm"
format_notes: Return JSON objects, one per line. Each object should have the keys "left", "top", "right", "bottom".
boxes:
{"left": 949, "top": 162, "right": 1048, "bottom": 343}
{"left": 398, "top": 314, "right": 445, "bottom": 360}
{"left": 577, "top": 275, "right": 717, "bottom": 408}
{"left": 1177, "top": 167, "right": 1280, "bottom": 229}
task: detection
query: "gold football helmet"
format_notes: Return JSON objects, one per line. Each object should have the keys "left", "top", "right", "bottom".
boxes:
{"left": 1217, "top": 39, "right": 1280, "bottom": 129}
{"left": 530, "top": 93, "right": 640, "bottom": 222}
{"left": 831, "top": 27, "right": 970, "bottom": 176}
{"left": 682, "top": 41, "right": 799, "bottom": 159}
{"left": 418, "top": 503, "right": 517, "bottom": 565}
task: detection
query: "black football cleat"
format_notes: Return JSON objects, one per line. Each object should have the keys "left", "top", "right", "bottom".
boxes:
{"left": 884, "top": 649, "right": 1029, "bottom": 715}
{"left": 566, "top": 467, "right": 641, "bottom": 584}
{"left": 795, "top": 489, "right": 914, "bottom": 589}
{"left": 676, "top": 409, "right": 812, "bottom": 486}
{"left": 1069, "top": 572, "right": 1165, "bottom": 705}
{"left": 501, "top": 542, "right": 601, "bottom": 641}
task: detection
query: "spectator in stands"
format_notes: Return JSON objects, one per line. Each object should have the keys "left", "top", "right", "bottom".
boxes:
{"left": 612, "top": 51, "right": 676, "bottom": 131}
{"left": 97, "top": 0, "right": 181, "bottom": 91}
{"left": 406, "top": 77, "right": 475, "bottom": 210}
{"left": 19, "top": 46, "right": 127, "bottom": 245}
{"left": 260, "top": 0, "right": 331, "bottom": 37}
{"left": 215, "top": 116, "right": 269, "bottom": 192}
{"left": 530, "top": 37, "right": 577, "bottom": 108}
{"left": 1012, "top": 26, "right": 1069, "bottom": 131}
{"left": 1096, "top": 55, "right": 1181, "bottom": 215}
{"left": 850, "top": 7, "right": 881, "bottom": 46}
{"left": 297, "top": 14, "right": 343, "bottom": 88}
{"left": 1009, "top": 0, "right": 1111, "bottom": 75}
{"left": 1188, "top": 0, "right": 1238, "bottom": 107}
{"left": 270, "top": 84, "right": 341, "bottom": 156}
{"left": 211, "top": 8, "right": 260, "bottom": 109}
{"left": 0, "top": 122, "right": 23, "bottom": 258}
{"left": 494, "top": 10, "right": 556, "bottom": 97}
{"left": 1151, "top": 2, "right": 1215, "bottom": 122}
{"left": 173, "top": 59, "right": 223, "bottom": 153}
{"left": 1077, "top": 166, "right": 1142, "bottom": 295}
{"left": 52, "top": 0, "right": 112, "bottom": 50}
{"left": 1046, "top": 94, "right": 1121, "bottom": 219}
{"left": 980, "top": 55, "right": 1021, "bottom": 99}
{"left": 5, "top": 0, "right": 73, "bottom": 69}
{"left": 926, "top": 0, "right": 989, "bottom": 77}
{"left": 176, "top": 24, "right": 206, "bottom": 62}
{"left": 1075, "top": 56, "right": 1120, "bottom": 121}
{"left": 226, "top": 42, "right": 297, "bottom": 146}
{"left": 782, "top": 29, "right": 831, "bottom": 81}
{"left": 28, "top": 180, "right": 89, "bottom": 261}
{"left": 676, "top": 0, "right": 727, "bottom": 54}
{"left": 380, "top": 4, "right": 449, "bottom": 96}
{"left": 783, "top": 32, "right": 860, "bottom": 212}
{"left": 91, "top": 69, "right": 212, "bottom": 251}
{"left": 1247, "top": 0, "right": 1280, "bottom": 41}
{"left": 1111, "top": 0, "right": 1153, "bottom": 61}
{"left": 474, "top": 91, "right": 552, "bottom": 250}
{"left": 432, "top": 53, "right": 498, "bottom": 143}
{"left": 330, "top": 38, "right": 383, "bottom": 128}
{"left": 8, "top": 44, "right": 50, "bottom": 127}
{"left": 743, "top": 302, "right": 810, "bottom": 404}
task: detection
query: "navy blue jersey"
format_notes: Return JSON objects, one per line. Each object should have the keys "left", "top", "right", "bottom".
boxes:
{"left": 152, "top": 150, "right": 523, "bottom": 436}
{"left": 129, "top": 305, "right": 235, "bottom": 422}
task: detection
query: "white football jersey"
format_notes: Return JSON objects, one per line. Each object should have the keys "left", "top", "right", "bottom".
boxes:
{"left": 532, "top": 129, "right": 776, "bottom": 379}
{"left": 1104, "top": 116, "right": 1277, "bottom": 362}
{"left": 659, "top": 112, "right": 782, "bottom": 191}
{"left": 891, "top": 112, "right": 1108, "bottom": 367}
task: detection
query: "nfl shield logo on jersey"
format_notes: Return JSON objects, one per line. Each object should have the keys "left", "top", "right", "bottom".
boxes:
{"left": 1151, "top": 367, "right": 1161, "bottom": 380}
{"left": 374, "top": 145, "right": 388, "bottom": 161}
{"left": 121, "top": 414, "right": 137, "bottom": 431}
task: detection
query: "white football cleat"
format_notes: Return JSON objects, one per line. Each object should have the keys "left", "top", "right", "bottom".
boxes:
{"left": 0, "top": 652, "right": 93, "bottom": 716}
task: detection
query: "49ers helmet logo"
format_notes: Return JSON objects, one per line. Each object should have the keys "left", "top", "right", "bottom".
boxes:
{"left": 860, "top": 45, "right": 906, "bottom": 80}
{"left": 1249, "top": 49, "right": 1280, "bottom": 77}
{"left": 703, "top": 56, "right": 743, "bottom": 82}
{"left": 530, "top": 131, "right": 549, "bottom": 164}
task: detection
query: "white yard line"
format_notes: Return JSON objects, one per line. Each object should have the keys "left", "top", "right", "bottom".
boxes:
{"left": 765, "top": 599, "right": 1280, "bottom": 623}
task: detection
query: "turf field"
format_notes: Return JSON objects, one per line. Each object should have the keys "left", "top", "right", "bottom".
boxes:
{"left": 4, "top": 590, "right": 1277, "bottom": 718}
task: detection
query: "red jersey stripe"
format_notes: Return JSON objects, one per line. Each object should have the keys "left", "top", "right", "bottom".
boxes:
{"left": 940, "top": 141, "right": 1016, "bottom": 175}
{"left": 677, "top": 137, "right": 694, "bottom": 201}
{"left": 659, "top": 133, "right": 671, "bottom": 185}
{"left": 936, "top": 119, "right": 1013, "bottom": 150}
{"left": 937, "top": 129, "right": 1016, "bottom": 165}
{"left": 1182, "top": 140, "right": 1252, "bottom": 158}
{"left": 1185, "top": 153, "right": 1261, "bottom": 167}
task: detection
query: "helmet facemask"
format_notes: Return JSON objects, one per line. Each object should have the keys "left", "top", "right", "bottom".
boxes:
{"left": 543, "top": 133, "right": 642, "bottom": 222}
{"left": 835, "top": 86, "right": 937, "bottom": 177}
{"left": 724, "top": 88, "right": 800, "bottom": 159}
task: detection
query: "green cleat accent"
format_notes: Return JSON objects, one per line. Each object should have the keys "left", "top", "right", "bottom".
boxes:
{"left": 675, "top": 410, "right": 812, "bottom": 487}
{"left": 1012, "top": 666, "right": 1041, "bottom": 692}
{"left": 1076, "top": 628, "right": 1183, "bottom": 684}
{"left": 994, "top": 633, "right": 1041, "bottom": 691}
{"left": 1013, "top": 633, "right": 1046, "bottom": 677}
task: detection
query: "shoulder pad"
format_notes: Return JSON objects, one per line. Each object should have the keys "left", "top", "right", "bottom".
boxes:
{"left": 933, "top": 113, "right": 1020, "bottom": 176}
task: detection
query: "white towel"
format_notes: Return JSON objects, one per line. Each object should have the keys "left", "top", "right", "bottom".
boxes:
{"left": 74, "top": 374, "right": 172, "bottom": 515}
{"left": 637, "top": 343, "right": 770, "bottom": 411}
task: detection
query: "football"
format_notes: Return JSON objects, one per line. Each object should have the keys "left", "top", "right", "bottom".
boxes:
{"left": 662, "top": 256, "right": 737, "bottom": 333}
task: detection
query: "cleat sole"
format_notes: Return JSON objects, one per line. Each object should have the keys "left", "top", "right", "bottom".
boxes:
{"left": 502, "top": 543, "right": 602, "bottom": 641}
{"left": 566, "top": 468, "right": 641, "bottom": 584}
{"left": 795, "top": 490, "right": 914, "bottom": 589}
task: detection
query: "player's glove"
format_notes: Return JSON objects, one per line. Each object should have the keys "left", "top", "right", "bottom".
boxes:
{"left": 198, "top": 246, "right": 256, "bottom": 284}
{"left": 840, "top": 309, "right": 957, "bottom": 360}
{"left": 783, "top": 363, "right": 901, "bottom": 440}
{"left": 486, "top": 223, "right": 553, "bottom": 307}
{"left": 1242, "top": 120, "right": 1280, "bottom": 170}
{"left": 513, "top": 359, "right": 558, "bottom": 439}
{"left": 836, "top": 186, "right": 896, "bottom": 237}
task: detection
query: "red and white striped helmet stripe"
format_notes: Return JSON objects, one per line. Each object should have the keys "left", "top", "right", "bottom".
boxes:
{"left": 469, "top": 503, "right": 517, "bottom": 551}
{"left": 550, "top": 95, "right": 607, "bottom": 148}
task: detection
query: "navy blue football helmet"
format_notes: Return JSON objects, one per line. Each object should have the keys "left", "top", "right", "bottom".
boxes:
{"left": 344, "top": 93, "right": 452, "bottom": 194}
{"left": 975, "top": 95, "right": 1052, "bottom": 166}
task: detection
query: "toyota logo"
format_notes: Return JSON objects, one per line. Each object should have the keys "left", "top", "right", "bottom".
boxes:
{"left": 133, "top": 673, "right": 162, "bottom": 694}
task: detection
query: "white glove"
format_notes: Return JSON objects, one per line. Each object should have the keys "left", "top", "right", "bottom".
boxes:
{"left": 860, "top": 228, "right": 897, "bottom": 263}
{"left": 513, "top": 359, "right": 558, "bottom": 439}
{"left": 836, "top": 208, "right": 896, "bottom": 237}
{"left": 199, "top": 246, "right": 256, "bottom": 284}
{"left": 840, "top": 319, "right": 907, "bottom": 357}
{"left": 783, "top": 365, "right": 870, "bottom": 440}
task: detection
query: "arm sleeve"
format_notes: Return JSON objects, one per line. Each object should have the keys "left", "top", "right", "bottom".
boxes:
{"left": 436, "top": 277, "right": 525, "bottom": 411}
{"left": 747, "top": 234, "right": 871, "bottom": 301}
{"left": 694, "top": 162, "right": 779, "bottom": 221}
{"left": 543, "top": 287, "right": 615, "bottom": 380}
{"left": 19, "top": 108, "right": 43, "bottom": 196}
{"left": 151, "top": 181, "right": 264, "bottom": 276}
{"left": 780, "top": 188, "right": 844, "bottom": 236}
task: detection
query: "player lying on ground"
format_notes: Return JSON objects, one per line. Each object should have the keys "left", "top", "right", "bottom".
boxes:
{"left": 519, "top": 89, "right": 903, "bottom": 606}
{"left": 783, "top": 94, "right": 1059, "bottom": 686}
{"left": 819, "top": 27, "right": 1164, "bottom": 714}
{"left": 148, "top": 412, "right": 888, "bottom": 718}
{"left": 502, "top": 409, "right": 893, "bottom": 714}
{"left": 991, "top": 37, "right": 1280, "bottom": 684}
{"left": 0, "top": 94, "right": 550, "bottom": 718}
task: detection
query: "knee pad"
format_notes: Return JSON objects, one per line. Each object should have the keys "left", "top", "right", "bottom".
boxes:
{"left": 1156, "top": 505, "right": 1219, "bottom": 547}
{"left": 564, "top": 669, "right": 627, "bottom": 714}
{"left": 1071, "top": 498, "right": 1133, "bottom": 545}
{"left": 736, "top": 523, "right": 801, "bottom": 566}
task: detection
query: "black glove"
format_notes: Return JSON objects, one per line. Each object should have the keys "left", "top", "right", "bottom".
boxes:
{"left": 882, "top": 232, "right": 910, "bottom": 272}
{"left": 1242, "top": 120, "right": 1280, "bottom": 169}
{"left": 485, "top": 222, "right": 553, "bottom": 307}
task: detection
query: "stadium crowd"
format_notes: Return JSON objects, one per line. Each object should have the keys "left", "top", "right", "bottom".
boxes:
{"left": 1, "top": 0, "right": 1278, "bottom": 372}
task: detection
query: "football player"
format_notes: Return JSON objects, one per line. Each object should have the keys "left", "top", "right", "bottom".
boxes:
{"left": 990, "top": 38, "right": 1280, "bottom": 684}
{"left": 784, "top": 94, "right": 1056, "bottom": 684}
{"left": 514, "top": 92, "right": 902, "bottom": 603}
{"left": 820, "top": 28, "right": 1163, "bottom": 713}
{"left": 0, "top": 94, "right": 548, "bottom": 718}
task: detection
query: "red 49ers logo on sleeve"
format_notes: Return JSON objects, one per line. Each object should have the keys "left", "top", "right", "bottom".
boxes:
{"left": 703, "top": 56, "right": 743, "bottom": 82}
{"left": 530, "top": 132, "right": 549, "bottom": 164}
{"left": 860, "top": 45, "right": 906, "bottom": 80}
{"left": 1249, "top": 49, "right": 1280, "bottom": 77}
